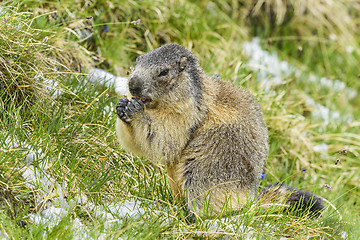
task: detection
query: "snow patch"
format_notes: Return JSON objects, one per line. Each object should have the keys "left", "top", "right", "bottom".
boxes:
{"left": 308, "top": 76, "right": 357, "bottom": 99}
{"left": 0, "top": 230, "right": 9, "bottom": 240}
{"left": 242, "top": 37, "right": 294, "bottom": 91}
{"left": 304, "top": 95, "right": 341, "bottom": 124}
{"left": 14, "top": 142, "right": 149, "bottom": 238}
{"left": 35, "top": 74, "right": 62, "bottom": 98}
{"left": 345, "top": 45, "right": 354, "bottom": 54}
{"left": 1, "top": 134, "right": 20, "bottom": 150}
{"left": 29, "top": 206, "right": 68, "bottom": 229}
{"left": 36, "top": 68, "right": 129, "bottom": 99}
{"left": 329, "top": 34, "right": 337, "bottom": 41}
{"left": 0, "top": 7, "right": 8, "bottom": 17}
{"left": 242, "top": 37, "right": 356, "bottom": 125}
{"left": 95, "top": 201, "right": 146, "bottom": 219}
{"left": 313, "top": 143, "right": 328, "bottom": 152}
{"left": 340, "top": 230, "right": 348, "bottom": 239}
{"left": 203, "top": 218, "right": 263, "bottom": 239}
{"left": 87, "top": 68, "right": 128, "bottom": 95}
{"left": 242, "top": 37, "right": 357, "bottom": 99}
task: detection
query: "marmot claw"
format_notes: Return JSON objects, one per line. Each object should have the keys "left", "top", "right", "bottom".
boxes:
{"left": 116, "top": 98, "right": 144, "bottom": 123}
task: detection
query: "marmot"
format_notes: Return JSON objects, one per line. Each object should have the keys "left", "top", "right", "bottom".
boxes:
{"left": 115, "top": 44, "right": 324, "bottom": 218}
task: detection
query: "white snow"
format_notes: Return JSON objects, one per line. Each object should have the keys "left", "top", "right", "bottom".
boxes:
{"left": 242, "top": 37, "right": 294, "bottom": 91}
{"left": 0, "top": 136, "right": 148, "bottom": 238}
{"left": 87, "top": 68, "right": 128, "bottom": 95}
{"left": 0, "top": 7, "right": 8, "bottom": 17}
{"left": 203, "top": 217, "right": 267, "bottom": 239}
{"left": 242, "top": 37, "right": 356, "bottom": 125}
{"left": 84, "top": 200, "right": 146, "bottom": 224}
{"left": 312, "top": 143, "right": 329, "bottom": 152}
{"left": 308, "top": 75, "right": 357, "bottom": 99}
{"left": 304, "top": 95, "right": 341, "bottom": 124}
{"left": 36, "top": 68, "right": 129, "bottom": 99}
{"left": 329, "top": 34, "right": 337, "bottom": 41}
{"left": 1, "top": 135, "right": 20, "bottom": 150}
{"left": 345, "top": 45, "right": 354, "bottom": 54}
{"left": 0, "top": 230, "right": 9, "bottom": 240}
{"left": 20, "top": 157, "right": 146, "bottom": 235}
{"left": 28, "top": 206, "right": 68, "bottom": 228}
{"left": 97, "top": 201, "right": 146, "bottom": 219}
{"left": 340, "top": 230, "right": 348, "bottom": 239}
{"left": 35, "top": 74, "right": 62, "bottom": 98}
{"left": 242, "top": 37, "right": 357, "bottom": 99}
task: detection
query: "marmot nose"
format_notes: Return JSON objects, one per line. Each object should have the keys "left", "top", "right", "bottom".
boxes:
{"left": 128, "top": 75, "right": 142, "bottom": 97}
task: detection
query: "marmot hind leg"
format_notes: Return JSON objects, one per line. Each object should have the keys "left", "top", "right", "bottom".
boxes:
{"left": 180, "top": 157, "right": 254, "bottom": 218}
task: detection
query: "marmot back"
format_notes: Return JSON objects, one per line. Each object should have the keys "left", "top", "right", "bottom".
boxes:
{"left": 115, "top": 43, "right": 323, "bottom": 218}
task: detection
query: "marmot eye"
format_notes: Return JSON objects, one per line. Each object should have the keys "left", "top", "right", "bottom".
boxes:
{"left": 158, "top": 69, "right": 169, "bottom": 77}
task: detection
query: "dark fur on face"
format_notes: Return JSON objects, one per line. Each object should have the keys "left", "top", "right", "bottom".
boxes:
{"left": 128, "top": 44, "right": 203, "bottom": 105}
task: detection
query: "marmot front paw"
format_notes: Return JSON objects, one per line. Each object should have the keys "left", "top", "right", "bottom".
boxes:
{"left": 116, "top": 98, "right": 144, "bottom": 123}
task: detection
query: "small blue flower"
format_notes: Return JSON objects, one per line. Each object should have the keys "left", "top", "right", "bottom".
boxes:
{"left": 301, "top": 167, "right": 306, "bottom": 172}
{"left": 260, "top": 173, "right": 266, "bottom": 180}
{"left": 103, "top": 24, "right": 109, "bottom": 33}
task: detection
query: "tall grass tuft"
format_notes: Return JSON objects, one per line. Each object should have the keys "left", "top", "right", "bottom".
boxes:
{"left": 0, "top": 6, "right": 92, "bottom": 115}
{"left": 0, "top": 7, "right": 54, "bottom": 110}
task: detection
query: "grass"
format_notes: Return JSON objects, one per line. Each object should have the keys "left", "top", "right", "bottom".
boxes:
{"left": 1, "top": 0, "right": 359, "bottom": 239}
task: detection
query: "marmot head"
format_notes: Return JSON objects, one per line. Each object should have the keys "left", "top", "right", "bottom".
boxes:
{"left": 128, "top": 44, "right": 203, "bottom": 106}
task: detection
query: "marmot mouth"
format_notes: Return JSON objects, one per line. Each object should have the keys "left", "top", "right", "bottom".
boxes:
{"left": 140, "top": 97, "right": 151, "bottom": 104}
{"left": 131, "top": 94, "right": 152, "bottom": 104}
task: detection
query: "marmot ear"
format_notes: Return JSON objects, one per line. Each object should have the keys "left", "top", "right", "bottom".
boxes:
{"left": 179, "top": 56, "right": 187, "bottom": 72}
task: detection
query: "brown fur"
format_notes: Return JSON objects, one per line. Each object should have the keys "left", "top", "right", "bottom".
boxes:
{"left": 115, "top": 44, "right": 323, "bottom": 218}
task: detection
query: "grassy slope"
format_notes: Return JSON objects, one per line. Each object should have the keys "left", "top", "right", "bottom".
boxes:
{"left": 1, "top": 0, "right": 359, "bottom": 239}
